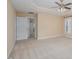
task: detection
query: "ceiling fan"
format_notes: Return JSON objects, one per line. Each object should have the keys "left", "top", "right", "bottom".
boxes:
{"left": 52, "top": 0, "right": 72, "bottom": 11}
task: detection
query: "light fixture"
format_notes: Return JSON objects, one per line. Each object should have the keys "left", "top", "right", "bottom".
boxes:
{"left": 58, "top": 7, "right": 66, "bottom": 13}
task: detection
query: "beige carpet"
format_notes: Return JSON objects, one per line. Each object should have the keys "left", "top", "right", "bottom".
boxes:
{"left": 9, "top": 37, "right": 72, "bottom": 59}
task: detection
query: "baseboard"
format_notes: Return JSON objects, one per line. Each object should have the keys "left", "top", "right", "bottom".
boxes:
{"left": 38, "top": 34, "right": 64, "bottom": 40}
{"left": 8, "top": 40, "right": 16, "bottom": 59}
{"left": 64, "top": 33, "right": 72, "bottom": 38}
{"left": 64, "top": 35, "right": 72, "bottom": 38}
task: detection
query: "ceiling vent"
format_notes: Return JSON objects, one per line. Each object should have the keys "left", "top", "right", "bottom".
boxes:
{"left": 28, "top": 12, "right": 34, "bottom": 14}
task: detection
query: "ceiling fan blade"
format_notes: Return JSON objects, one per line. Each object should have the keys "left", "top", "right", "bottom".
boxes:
{"left": 64, "top": 3, "right": 72, "bottom": 6}
{"left": 64, "top": 7, "right": 71, "bottom": 9}
{"left": 55, "top": 2, "right": 61, "bottom": 6}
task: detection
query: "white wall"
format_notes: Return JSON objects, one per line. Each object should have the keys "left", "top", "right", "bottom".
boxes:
{"left": 7, "top": 0, "right": 16, "bottom": 57}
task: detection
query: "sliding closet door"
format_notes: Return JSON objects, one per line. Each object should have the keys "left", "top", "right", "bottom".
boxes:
{"left": 16, "top": 17, "right": 30, "bottom": 40}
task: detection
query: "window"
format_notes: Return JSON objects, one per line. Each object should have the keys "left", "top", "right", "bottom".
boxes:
{"left": 65, "top": 17, "right": 72, "bottom": 34}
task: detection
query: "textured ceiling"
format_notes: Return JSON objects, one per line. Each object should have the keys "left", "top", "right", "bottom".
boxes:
{"left": 12, "top": 0, "right": 72, "bottom": 16}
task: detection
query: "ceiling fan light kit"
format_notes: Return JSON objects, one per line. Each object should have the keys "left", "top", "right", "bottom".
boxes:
{"left": 58, "top": 8, "right": 67, "bottom": 12}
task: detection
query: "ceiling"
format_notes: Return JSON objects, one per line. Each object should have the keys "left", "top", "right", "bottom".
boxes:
{"left": 12, "top": 0, "right": 72, "bottom": 16}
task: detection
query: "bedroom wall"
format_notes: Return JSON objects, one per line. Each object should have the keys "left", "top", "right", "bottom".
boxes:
{"left": 7, "top": 0, "right": 16, "bottom": 57}
{"left": 38, "top": 13, "right": 64, "bottom": 39}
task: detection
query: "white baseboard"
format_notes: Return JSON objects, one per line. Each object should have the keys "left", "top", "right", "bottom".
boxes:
{"left": 64, "top": 33, "right": 72, "bottom": 38}
{"left": 64, "top": 35, "right": 72, "bottom": 38}
{"left": 38, "top": 34, "right": 64, "bottom": 40}
{"left": 8, "top": 40, "right": 16, "bottom": 59}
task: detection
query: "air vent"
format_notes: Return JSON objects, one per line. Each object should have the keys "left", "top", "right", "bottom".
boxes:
{"left": 28, "top": 12, "right": 34, "bottom": 14}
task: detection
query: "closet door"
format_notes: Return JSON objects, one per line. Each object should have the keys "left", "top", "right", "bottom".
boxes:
{"left": 16, "top": 17, "right": 30, "bottom": 40}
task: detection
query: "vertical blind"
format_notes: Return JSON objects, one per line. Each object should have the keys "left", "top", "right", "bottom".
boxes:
{"left": 64, "top": 17, "right": 72, "bottom": 34}
{"left": 16, "top": 17, "right": 30, "bottom": 40}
